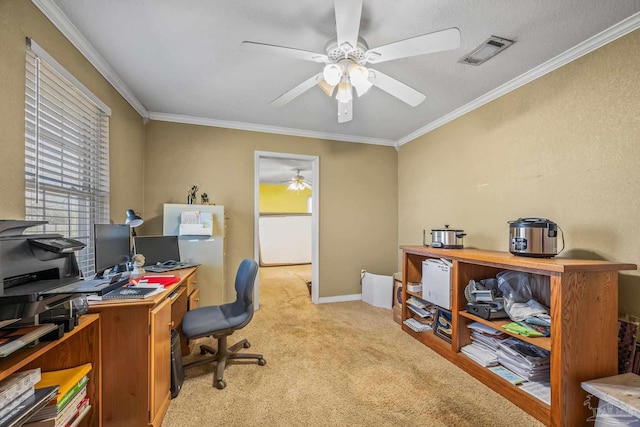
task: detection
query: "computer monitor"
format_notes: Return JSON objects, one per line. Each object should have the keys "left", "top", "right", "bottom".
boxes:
{"left": 94, "top": 223, "right": 131, "bottom": 278}
{"left": 133, "top": 235, "right": 181, "bottom": 266}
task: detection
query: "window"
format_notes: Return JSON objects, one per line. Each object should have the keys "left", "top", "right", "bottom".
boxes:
{"left": 24, "top": 39, "right": 111, "bottom": 277}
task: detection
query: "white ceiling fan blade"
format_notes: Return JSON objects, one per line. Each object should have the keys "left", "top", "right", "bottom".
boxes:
{"left": 270, "top": 73, "right": 324, "bottom": 107}
{"left": 334, "top": 0, "right": 363, "bottom": 55}
{"left": 365, "top": 27, "right": 461, "bottom": 64}
{"left": 241, "top": 41, "right": 328, "bottom": 63}
{"left": 337, "top": 100, "right": 353, "bottom": 123}
{"left": 368, "top": 69, "right": 426, "bottom": 107}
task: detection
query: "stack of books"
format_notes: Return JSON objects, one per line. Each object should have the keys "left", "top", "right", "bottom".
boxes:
{"left": 23, "top": 363, "right": 92, "bottom": 427}
{"left": 0, "top": 369, "right": 59, "bottom": 427}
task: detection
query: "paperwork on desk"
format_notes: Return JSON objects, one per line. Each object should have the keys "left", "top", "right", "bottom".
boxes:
{"left": 86, "top": 284, "right": 165, "bottom": 302}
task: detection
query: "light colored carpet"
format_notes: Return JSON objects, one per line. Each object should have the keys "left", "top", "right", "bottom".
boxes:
{"left": 162, "top": 265, "right": 543, "bottom": 427}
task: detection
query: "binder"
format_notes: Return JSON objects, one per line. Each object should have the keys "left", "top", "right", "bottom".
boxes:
{"left": 35, "top": 363, "right": 92, "bottom": 404}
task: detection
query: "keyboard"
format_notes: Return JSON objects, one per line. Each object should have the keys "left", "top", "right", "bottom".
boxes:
{"left": 144, "top": 261, "right": 199, "bottom": 273}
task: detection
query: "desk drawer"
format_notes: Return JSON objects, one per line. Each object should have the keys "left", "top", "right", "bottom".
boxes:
{"left": 188, "top": 287, "right": 201, "bottom": 311}
{"left": 186, "top": 272, "right": 198, "bottom": 296}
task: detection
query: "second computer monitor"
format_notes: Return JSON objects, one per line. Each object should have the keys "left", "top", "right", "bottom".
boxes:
{"left": 94, "top": 223, "right": 131, "bottom": 277}
{"left": 133, "top": 235, "right": 181, "bottom": 266}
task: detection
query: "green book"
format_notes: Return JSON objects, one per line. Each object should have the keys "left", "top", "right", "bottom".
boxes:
{"left": 57, "top": 375, "right": 88, "bottom": 412}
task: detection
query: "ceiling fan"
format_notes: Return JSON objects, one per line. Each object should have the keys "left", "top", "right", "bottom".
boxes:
{"left": 241, "top": 0, "right": 460, "bottom": 123}
{"left": 285, "top": 170, "right": 312, "bottom": 191}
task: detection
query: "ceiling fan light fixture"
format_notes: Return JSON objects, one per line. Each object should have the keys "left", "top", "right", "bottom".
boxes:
{"left": 336, "top": 82, "right": 353, "bottom": 103}
{"left": 287, "top": 170, "right": 312, "bottom": 191}
{"left": 347, "top": 63, "right": 367, "bottom": 84}
{"left": 318, "top": 79, "right": 336, "bottom": 97}
{"left": 352, "top": 79, "right": 372, "bottom": 97}
{"left": 323, "top": 63, "right": 343, "bottom": 86}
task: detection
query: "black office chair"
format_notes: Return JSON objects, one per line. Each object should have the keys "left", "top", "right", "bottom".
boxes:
{"left": 181, "top": 258, "right": 266, "bottom": 389}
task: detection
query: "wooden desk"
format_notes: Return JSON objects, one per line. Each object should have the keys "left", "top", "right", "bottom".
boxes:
{"left": 0, "top": 313, "right": 101, "bottom": 427}
{"left": 88, "top": 267, "right": 197, "bottom": 427}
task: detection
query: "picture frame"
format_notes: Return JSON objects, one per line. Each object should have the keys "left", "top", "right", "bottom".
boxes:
{"left": 434, "top": 308, "right": 453, "bottom": 343}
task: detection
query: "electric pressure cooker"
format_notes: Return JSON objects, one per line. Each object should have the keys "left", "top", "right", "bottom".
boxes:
{"left": 508, "top": 217, "right": 564, "bottom": 257}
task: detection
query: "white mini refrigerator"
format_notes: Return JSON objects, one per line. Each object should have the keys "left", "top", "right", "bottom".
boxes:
{"left": 421, "top": 258, "right": 452, "bottom": 309}
{"left": 163, "top": 203, "right": 225, "bottom": 306}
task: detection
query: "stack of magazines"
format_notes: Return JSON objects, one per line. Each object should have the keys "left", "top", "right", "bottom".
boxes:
{"left": 496, "top": 337, "right": 550, "bottom": 382}
{"left": 461, "top": 322, "right": 509, "bottom": 367}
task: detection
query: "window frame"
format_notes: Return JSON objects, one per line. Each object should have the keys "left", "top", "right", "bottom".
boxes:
{"left": 24, "top": 39, "right": 111, "bottom": 277}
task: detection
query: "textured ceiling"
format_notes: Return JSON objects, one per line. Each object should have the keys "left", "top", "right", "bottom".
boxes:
{"left": 38, "top": 1, "right": 640, "bottom": 147}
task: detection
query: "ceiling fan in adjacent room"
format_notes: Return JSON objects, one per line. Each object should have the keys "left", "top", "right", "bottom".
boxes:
{"left": 241, "top": 0, "right": 460, "bottom": 123}
{"left": 285, "top": 170, "right": 312, "bottom": 191}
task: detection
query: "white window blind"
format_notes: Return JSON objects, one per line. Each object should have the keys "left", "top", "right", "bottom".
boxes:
{"left": 24, "top": 40, "right": 110, "bottom": 277}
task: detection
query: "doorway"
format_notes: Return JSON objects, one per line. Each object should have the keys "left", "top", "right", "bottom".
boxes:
{"left": 254, "top": 151, "right": 319, "bottom": 309}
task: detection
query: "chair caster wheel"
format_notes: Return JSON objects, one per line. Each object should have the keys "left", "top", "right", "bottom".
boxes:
{"left": 243, "top": 341, "right": 251, "bottom": 349}
{"left": 258, "top": 358, "right": 266, "bottom": 366}
{"left": 215, "top": 379, "right": 226, "bottom": 390}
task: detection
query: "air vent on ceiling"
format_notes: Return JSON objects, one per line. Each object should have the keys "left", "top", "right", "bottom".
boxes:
{"left": 459, "top": 36, "right": 514, "bottom": 66}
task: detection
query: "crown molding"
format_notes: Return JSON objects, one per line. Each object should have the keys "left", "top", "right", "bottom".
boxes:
{"left": 396, "top": 12, "right": 640, "bottom": 147}
{"left": 32, "top": 0, "right": 638, "bottom": 147}
{"left": 31, "top": 0, "right": 150, "bottom": 120}
{"left": 148, "top": 112, "right": 396, "bottom": 146}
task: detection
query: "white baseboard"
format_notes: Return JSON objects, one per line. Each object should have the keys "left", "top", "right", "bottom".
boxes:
{"left": 317, "top": 294, "right": 363, "bottom": 304}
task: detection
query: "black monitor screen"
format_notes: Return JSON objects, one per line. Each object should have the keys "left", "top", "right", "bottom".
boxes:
{"left": 133, "top": 235, "right": 181, "bottom": 266}
{"left": 94, "top": 223, "right": 131, "bottom": 277}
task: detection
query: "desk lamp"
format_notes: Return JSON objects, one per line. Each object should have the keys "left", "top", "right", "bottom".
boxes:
{"left": 125, "top": 209, "right": 143, "bottom": 236}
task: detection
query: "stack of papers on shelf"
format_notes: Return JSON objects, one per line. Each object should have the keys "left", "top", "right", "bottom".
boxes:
{"left": 468, "top": 322, "right": 509, "bottom": 353}
{"left": 406, "top": 297, "right": 434, "bottom": 319}
{"left": 403, "top": 318, "right": 432, "bottom": 333}
{"left": 519, "top": 381, "right": 551, "bottom": 405}
{"left": 461, "top": 343, "right": 499, "bottom": 367}
{"left": 496, "top": 337, "right": 551, "bottom": 382}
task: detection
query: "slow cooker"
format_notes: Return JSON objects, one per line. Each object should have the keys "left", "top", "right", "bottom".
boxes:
{"left": 425, "top": 225, "right": 466, "bottom": 249}
{"left": 508, "top": 217, "right": 564, "bottom": 258}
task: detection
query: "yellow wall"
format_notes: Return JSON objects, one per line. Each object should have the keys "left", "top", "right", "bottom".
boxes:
{"left": 398, "top": 30, "right": 640, "bottom": 318}
{"left": 259, "top": 184, "right": 311, "bottom": 213}
{"left": 142, "top": 122, "right": 399, "bottom": 300}
{"left": 0, "top": 0, "right": 146, "bottom": 223}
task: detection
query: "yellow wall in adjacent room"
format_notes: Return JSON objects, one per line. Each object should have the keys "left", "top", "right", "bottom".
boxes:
{"left": 259, "top": 184, "right": 311, "bottom": 213}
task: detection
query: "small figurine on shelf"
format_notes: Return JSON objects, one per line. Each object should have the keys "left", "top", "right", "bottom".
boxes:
{"left": 131, "top": 254, "right": 146, "bottom": 278}
{"left": 201, "top": 192, "right": 209, "bottom": 204}
{"left": 187, "top": 184, "right": 199, "bottom": 204}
